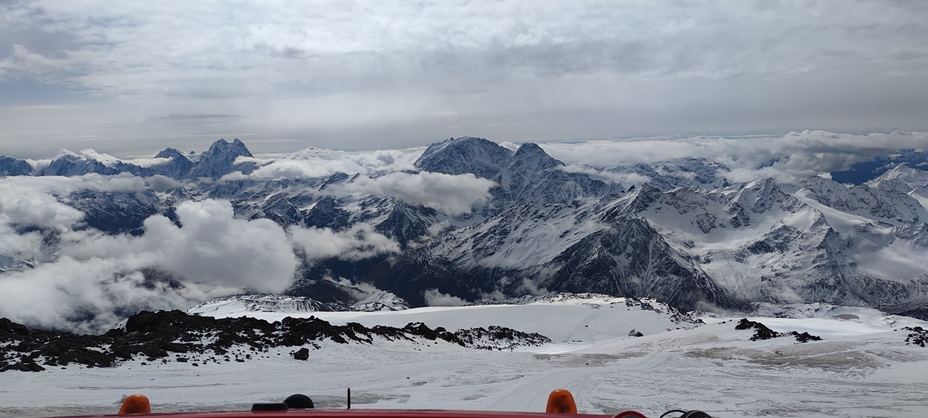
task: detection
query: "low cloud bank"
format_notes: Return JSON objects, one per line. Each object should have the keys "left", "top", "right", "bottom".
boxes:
{"left": 289, "top": 224, "right": 400, "bottom": 262}
{"left": 237, "top": 147, "right": 422, "bottom": 180}
{"left": 542, "top": 131, "right": 928, "bottom": 182}
{"left": 423, "top": 289, "right": 470, "bottom": 307}
{"left": 329, "top": 172, "right": 496, "bottom": 215}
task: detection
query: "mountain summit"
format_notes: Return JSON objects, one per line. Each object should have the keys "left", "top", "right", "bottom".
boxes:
{"left": 415, "top": 136, "right": 513, "bottom": 179}
{"left": 189, "top": 138, "right": 257, "bottom": 179}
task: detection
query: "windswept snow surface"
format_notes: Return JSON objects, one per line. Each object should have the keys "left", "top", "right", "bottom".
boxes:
{"left": 2, "top": 296, "right": 928, "bottom": 418}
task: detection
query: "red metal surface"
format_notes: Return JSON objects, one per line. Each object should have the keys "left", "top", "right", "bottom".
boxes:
{"left": 60, "top": 409, "right": 621, "bottom": 418}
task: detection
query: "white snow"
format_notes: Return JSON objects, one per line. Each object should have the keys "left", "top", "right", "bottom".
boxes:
{"left": 2, "top": 297, "right": 927, "bottom": 418}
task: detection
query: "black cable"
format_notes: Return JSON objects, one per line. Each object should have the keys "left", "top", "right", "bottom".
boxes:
{"left": 659, "top": 410, "right": 687, "bottom": 418}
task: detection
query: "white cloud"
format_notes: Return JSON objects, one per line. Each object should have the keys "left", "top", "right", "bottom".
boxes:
{"left": 559, "top": 164, "right": 650, "bottom": 187}
{"left": 0, "top": 181, "right": 84, "bottom": 230}
{"left": 241, "top": 147, "right": 423, "bottom": 180}
{"left": 423, "top": 288, "right": 469, "bottom": 307}
{"left": 329, "top": 172, "right": 496, "bottom": 215}
{"left": 74, "top": 148, "right": 120, "bottom": 167}
{"left": 60, "top": 200, "right": 298, "bottom": 292}
{"left": 0, "top": 199, "right": 299, "bottom": 332}
{"left": 0, "top": 219, "right": 45, "bottom": 265}
{"left": 123, "top": 156, "right": 174, "bottom": 168}
{"left": 0, "top": 257, "right": 239, "bottom": 333}
{"left": 289, "top": 224, "right": 399, "bottom": 262}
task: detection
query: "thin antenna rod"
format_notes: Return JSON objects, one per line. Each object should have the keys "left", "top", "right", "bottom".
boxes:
{"left": 347, "top": 388, "right": 351, "bottom": 410}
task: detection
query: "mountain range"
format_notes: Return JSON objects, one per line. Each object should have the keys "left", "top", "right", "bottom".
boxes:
{"left": 2, "top": 136, "right": 928, "bottom": 319}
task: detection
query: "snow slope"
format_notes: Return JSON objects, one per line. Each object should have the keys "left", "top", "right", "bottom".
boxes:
{"left": 2, "top": 296, "right": 927, "bottom": 418}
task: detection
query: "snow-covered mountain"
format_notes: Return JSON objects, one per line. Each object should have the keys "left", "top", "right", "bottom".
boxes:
{"left": 2, "top": 136, "right": 928, "bottom": 326}
{"left": 0, "top": 156, "right": 33, "bottom": 176}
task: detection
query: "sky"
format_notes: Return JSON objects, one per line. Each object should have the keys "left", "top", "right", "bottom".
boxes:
{"left": 2, "top": 0, "right": 928, "bottom": 158}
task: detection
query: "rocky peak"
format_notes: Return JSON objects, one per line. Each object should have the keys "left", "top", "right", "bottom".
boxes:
{"left": 189, "top": 138, "right": 257, "bottom": 179}
{"left": 414, "top": 136, "right": 513, "bottom": 179}
{"left": 508, "top": 143, "right": 562, "bottom": 171}
{"left": 151, "top": 148, "right": 193, "bottom": 179}
{"left": 155, "top": 147, "right": 190, "bottom": 161}
{"left": 498, "top": 143, "right": 564, "bottom": 193}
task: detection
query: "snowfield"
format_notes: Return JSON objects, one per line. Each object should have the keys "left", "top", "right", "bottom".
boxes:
{"left": 2, "top": 296, "right": 927, "bottom": 418}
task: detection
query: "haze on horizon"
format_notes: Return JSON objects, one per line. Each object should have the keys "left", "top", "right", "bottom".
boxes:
{"left": 2, "top": 0, "right": 928, "bottom": 159}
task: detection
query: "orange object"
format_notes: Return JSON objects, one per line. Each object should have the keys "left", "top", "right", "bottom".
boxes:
{"left": 118, "top": 394, "right": 151, "bottom": 414}
{"left": 545, "top": 389, "right": 578, "bottom": 414}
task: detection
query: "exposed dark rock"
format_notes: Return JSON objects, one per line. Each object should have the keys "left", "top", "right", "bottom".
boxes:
{"left": 0, "top": 311, "right": 550, "bottom": 372}
{"left": 735, "top": 318, "right": 822, "bottom": 343}
{"left": 0, "top": 318, "right": 31, "bottom": 335}
{"left": 903, "top": 326, "right": 927, "bottom": 347}
{"left": 735, "top": 318, "right": 780, "bottom": 341}
{"left": 790, "top": 331, "right": 823, "bottom": 343}
{"left": 292, "top": 347, "right": 310, "bottom": 361}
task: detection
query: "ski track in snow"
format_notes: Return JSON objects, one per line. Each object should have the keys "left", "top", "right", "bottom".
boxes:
{"left": 2, "top": 298, "right": 928, "bottom": 418}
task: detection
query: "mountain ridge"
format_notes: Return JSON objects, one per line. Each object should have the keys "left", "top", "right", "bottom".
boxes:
{"left": 3, "top": 136, "right": 928, "bottom": 331}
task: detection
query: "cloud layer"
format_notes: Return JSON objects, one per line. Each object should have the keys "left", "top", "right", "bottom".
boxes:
{"left": 2, "top": 1, "right": 928, "bottom": 156}
{"left": 544, "top": 131, "right": 928, "bottom": 183}
{"left": 329, "top": 172, "right": 496, "bottom": 215}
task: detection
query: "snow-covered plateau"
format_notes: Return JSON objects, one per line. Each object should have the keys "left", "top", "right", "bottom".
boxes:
{"left": 2, "top": 295, "right": 927, "bottom": 418}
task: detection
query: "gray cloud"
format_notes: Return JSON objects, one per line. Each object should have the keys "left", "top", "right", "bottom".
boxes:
{"left": 0, "top": 1, "right": 926, "bottom": 156}
{"left": 156, "top": 114, "right": 240, "bottom": 120}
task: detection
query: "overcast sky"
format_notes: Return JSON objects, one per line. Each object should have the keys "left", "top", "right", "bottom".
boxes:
{"left": 2, "top": 0, "right": 928, "bottom": 158}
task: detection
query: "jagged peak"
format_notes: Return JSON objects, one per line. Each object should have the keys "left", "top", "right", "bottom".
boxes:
{"left": 509, "top": 143, "right": 563, "bottom": 169}
{"left": 743, "top": 177, "right": 778, "bottom": 192}
{"left": 155, "top": 147, "right": 190, "bottom": 160}
{"left": 204, "top": 137, "right": 252, "bottom": 158}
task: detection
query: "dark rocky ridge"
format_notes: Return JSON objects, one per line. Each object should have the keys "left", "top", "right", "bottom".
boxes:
{"left": 0, "top": 311, "right": 549, "bottom": 372}
{"left": 735, "top": 318, "right": 822, "bottom": 343}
